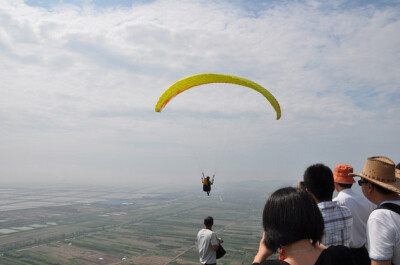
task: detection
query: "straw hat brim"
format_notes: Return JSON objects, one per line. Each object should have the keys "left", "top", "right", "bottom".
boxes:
{"left": 350, "top": 172, "right": 400, "bottom": 194}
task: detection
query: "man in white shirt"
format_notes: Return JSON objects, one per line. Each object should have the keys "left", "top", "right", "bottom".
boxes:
{"left": 333, "top": 164, "right": 374, "bottom": 265}
{"left": 350, "top": 156, "right": 400, "bottom": 265}
{"left": 197, "top": 216, "right": 220, "bottom": 265}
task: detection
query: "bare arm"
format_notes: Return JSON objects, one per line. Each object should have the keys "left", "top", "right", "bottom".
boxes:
{"left": 212, "top": 244, "right": 219, "bottom": 251}
{"left": 253, "top": 233, "right": 273, "bottom": 264}
{"left": 212, "top": 236, "right": 221, "bottom": 251}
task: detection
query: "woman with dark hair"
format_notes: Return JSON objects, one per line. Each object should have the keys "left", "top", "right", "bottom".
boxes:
{"left": 252, "top": 187, "right": 356, "bottom": 265}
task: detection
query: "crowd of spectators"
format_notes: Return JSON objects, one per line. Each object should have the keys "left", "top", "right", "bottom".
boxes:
{"left": 252, "top": 156, "right": 400, "bottom": 265}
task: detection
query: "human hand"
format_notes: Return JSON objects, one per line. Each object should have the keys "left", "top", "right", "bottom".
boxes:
{"left": 253, "top": 232, "right": 273, "bottom": 263}
{"left": 297, "top": 181, "right": 305, "bottom": 190}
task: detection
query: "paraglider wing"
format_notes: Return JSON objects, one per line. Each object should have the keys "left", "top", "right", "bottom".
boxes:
{"left": 155, "top": 73, "right": 281, "bottom": 120}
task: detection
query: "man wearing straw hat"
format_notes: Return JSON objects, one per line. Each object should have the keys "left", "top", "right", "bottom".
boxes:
{"left": 332, "top": 164, "right": 374, "bottom": 265}
{"left": 350, "top": 156, "right": 400, "bottom": 265}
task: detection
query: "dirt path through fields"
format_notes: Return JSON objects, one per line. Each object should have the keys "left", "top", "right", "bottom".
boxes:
{"left": 163, "top": 244, "right": 196, "bottom": 265}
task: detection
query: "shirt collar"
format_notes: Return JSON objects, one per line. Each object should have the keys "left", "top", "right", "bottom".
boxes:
{"left": 318, "top": 200, "right": 338, "bottom": 209}
{"left": 339, "top": 188, "right": 355, "bottom": 196}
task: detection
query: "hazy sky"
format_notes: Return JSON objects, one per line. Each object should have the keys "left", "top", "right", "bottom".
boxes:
{"left": 1, "top": 0, "right": 399, "bottom": 187}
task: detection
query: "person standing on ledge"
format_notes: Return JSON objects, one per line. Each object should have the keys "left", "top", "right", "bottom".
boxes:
{"left": 197, "top": 216, "right": 220, "bottom": 265}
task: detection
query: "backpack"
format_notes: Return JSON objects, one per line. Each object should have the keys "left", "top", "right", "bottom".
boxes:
{"left": 216, "top": 244, "right": 226, "bottom": 259}
{"left": 203, "top": 178, "right": 209, "bottom": 185}
{"left": 376, "top": 202, "right": 400, "bottom": 215}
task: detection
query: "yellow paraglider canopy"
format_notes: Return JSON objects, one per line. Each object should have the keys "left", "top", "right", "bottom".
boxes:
{"left": 155, "top": 73, "right": 281, "bottom": 120}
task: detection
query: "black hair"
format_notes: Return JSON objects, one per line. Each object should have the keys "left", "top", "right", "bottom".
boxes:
{"left": 262, "top": 187, "right": 324, "bottom": 253}
{"left": 396, "top": 163, "right": 400, "bottom": 170}
{"left": 303, "top": 163, "right": 334, "bottom": 201}
{"left": 338, "top": 183, "right": 353, "bottom": 189}
{"left": 204, "top": 216, "right": 214, "bottom": 227}
{"left": 370, "top": 181, "right": 396, "bottom": 195}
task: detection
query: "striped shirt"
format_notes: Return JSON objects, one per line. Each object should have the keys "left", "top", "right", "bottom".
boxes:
{"left": 318, "top": 201, "right": 353, "bottom": 247}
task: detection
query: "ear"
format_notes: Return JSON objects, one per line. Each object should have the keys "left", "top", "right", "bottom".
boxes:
{"left": 306, "top": 189, "right": 319, "bottom": 203}
{"left": 366, "top": 182, "right": 374, "bottom": 194}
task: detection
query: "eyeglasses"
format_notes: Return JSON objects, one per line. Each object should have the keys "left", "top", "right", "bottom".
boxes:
{"left": 358, "top": 179, "right": 368, "bottom": 186}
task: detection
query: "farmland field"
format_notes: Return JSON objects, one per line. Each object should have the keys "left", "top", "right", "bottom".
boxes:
{"left": 0, "top": 180, "right": 288, "bottom": 264}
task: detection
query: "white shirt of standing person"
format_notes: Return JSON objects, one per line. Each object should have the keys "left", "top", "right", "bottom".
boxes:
{"left": 333, "top": 188, "right": 375, "bottom": 248}
{"left": 197, "top": 228, "right": 218, "bottom": 264}
{"left": 367, "top": 200, "right": 400, "bottom": 264}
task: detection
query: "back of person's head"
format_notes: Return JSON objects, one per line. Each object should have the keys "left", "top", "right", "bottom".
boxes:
{"left": 303, "top": 163, "right": 334, "bottom": 201}
{"left": 204, "top": 216, "right": 213, "bottom": 227}
{"left": 396, "top": 163, "right": 400, "bottom": 170}
{"left": 262, "top": 187, "right": 324, "bottom": 253}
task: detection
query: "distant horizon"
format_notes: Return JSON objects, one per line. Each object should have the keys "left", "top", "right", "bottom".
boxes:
{"left": 0, "top": 176, "right": 295, "bottom": 190}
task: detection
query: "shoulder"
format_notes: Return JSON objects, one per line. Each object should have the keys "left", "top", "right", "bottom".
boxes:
{"left": 337, "top": 191, "right": 375, "bottom": 213}
{"left": 333, "top": 191, "right": 351, "bottom": 204}
{"left": 338, "top": 189, "right": 359, "bottom": 199}
{"left": 323, "top": 245, "right": 352, "bottom": 254}
{"left": 367, "top": 208, "right": 400, "bottom": 237}
{"left": 316, "top": 246, "right": 356, "bottom": 264}
{"left": 335, "top": 189, "right": 350, "bottom": 197}
{"left": 201, "top": 229, "right": 216, "bottom": 237}
{"left": 371, "top": 200, "right": 400, "bottom": 215}
{"left": 198, "top": 228, "right": 211, "bottom": 235}
{"left": 369, "top": 203, "right": 400, "bottom": 224}
{"left": 377, "top": 200, "right": 400, "bottom": 208}
{"left": 318, "top": 201, "right": 335, "bottom": 211}
{"left": 336, "top": 203, "right": 352, "bottom": 215}
{"left": 320, "top": 201, "right": 351, "bottom": 216}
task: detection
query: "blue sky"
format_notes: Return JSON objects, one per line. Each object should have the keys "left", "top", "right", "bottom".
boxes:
{"left": 0, "top": 0, "right": 399, "bottom": 187}
{"left": 24, "top": 0, "right": 145, "bottom": 9}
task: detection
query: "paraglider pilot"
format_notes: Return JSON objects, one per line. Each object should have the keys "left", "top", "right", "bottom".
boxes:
{"left": 202, "top": 173, "right": 214, "bottom": 196}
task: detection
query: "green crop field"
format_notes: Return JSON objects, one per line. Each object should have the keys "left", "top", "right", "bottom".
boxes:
{"left": 0, "top": 180, "right": 287, "bottom": 264}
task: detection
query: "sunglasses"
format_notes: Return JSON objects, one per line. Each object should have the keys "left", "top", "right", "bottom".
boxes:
{"left": 358, "top": 179, "right": 368, "bottom": 186}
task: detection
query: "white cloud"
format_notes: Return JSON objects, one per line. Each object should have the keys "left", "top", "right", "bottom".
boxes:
{"left": 0, "top": 0, "right": 399, "bottom": 186}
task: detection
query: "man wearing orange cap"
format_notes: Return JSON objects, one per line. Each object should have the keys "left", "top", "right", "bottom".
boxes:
{"left": 333, "top": 164, "right": 374, "bottom": 265}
